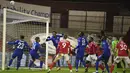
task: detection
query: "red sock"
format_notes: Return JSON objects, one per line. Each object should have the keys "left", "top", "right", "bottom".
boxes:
{"left": 86, "top": 64, "right": 89, "bottom": 68}
{"left": 50, "top": 62, "right": 56, "bottom": 69}
{"left": 110, "top": 64, "right": 115, "bottom": 73}
{"left": 68, "top": 63, "right": 72, "bottom": 70}
{"left": 99, "top": 64, "right": 104, "bottom": 71}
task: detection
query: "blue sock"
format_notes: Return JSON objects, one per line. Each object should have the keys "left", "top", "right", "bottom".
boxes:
{"left": 96, "top": 61, "right": 99, "bottom": 71}
{"left": 76, "top": 59, "right": 79, "bottom": 70}
{"left": 17, "top": 60, "right": 21, "bottom": 70}
{"left": 57, "top": 60, "right": 60, "bottom": 67}
{"left": 29, "top": 60, "right": 34, "bottom": 68}
{"left": 105, "top": 63, "right": 110, "bottom": 73}
{"left": 40, "top": 61, "right": 43, "bottom": 68}
{"left": 8, "top": 59, "right": 13, "bottom": 67}
{"left": 81, "top": 59, "right": 86, "bottom": 68}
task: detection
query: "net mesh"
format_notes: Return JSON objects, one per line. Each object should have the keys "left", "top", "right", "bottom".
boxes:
{"left": 0, "top": 9, "right": 48, "bottom": 69}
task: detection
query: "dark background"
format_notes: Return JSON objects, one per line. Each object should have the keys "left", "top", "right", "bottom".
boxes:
{"left": 7, "top": 0, "right": 130, "bottom": 32}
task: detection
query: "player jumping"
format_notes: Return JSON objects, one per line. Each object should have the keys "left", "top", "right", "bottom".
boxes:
{"left": 7, "top": 35, "right": 30, "bottom": 70}
{"left": 95, "top": 36, "right": 111, "bottom": 73}
{"left": 47, "top": 34, "right": 73, "bottom": 73}
{"left": 29, "top": 37, "right": 44, "bottom": 70}
{"left": 110, "top": 37, "right": 130, "bottom": 73}
{"left": 46, "top": 31, "right": 63, "bottom": 70}
{"left": 74, "top": 32, "right": 88, "bottom": 72}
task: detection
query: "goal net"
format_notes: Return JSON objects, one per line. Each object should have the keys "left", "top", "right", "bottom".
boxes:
{"left": 0, "top": 8, "right": 49, "bottom": 70}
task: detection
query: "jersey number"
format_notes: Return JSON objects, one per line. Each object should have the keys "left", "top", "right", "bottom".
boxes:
{"left": 32, "top": 43, "right": 36, "bottom": 50}
{"left": 17, "top": 42, "right": 24, "bottom": 49}
{"left": 82, "top": 38, "right": 86, "bottom": 46}
{"left": 120, "top": 44, "right": 127, "bottom": 50}
{"left": 62, "top": 43, "right": 66, "bottom": 48}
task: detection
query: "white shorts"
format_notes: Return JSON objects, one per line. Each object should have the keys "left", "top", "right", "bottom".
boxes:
{"left": 99, "top": 60, "right": 104, "bottom": 65}
{"left": 114, "top": 56, "right": 130, "bottom": 64}
{"left": 55, "top": 54, "right": 70, "bottom": 61}
{"left": 86, "top": 54, "right": 97, "bottom": 62}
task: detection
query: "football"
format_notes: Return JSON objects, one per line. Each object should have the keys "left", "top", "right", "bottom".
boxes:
{"left": 10, "top": 0, "right": 15, "bottom": 5}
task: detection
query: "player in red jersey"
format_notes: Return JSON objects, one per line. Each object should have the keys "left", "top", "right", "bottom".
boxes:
{"left": 96, "top": 44, "right": 103, "bottom": 56}
{"left": 110, "top": 37, "right": 130, "bottom": 73}
{"left": 94, "top": 40, "right": 105, "bottom": 73}
{"left": 85, "top": 37, "right": 98, "bottom": 73}
{"left": 47, "top": 35, "right": 73, "bottom": 73}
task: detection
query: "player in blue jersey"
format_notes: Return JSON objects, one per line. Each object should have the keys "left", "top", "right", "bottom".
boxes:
{"left": 95, "top": 36, "right": 111, "bottom": 73}
{"left": 29, "top": 37, "right": 44, "bottom": 70}
{"left": 74, "top": 32, "right": 88, "bottom": 72}
{"left": 7, "top": 35, "right": 30, "bottom": 70}
{"left": 46, "top": 31, "right": 63, "bottom": 70}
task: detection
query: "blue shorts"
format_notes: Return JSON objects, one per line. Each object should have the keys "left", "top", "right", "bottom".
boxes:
{"left": 12, "top": 51, "right": 23, "bottom": 60}
{"left": 76, "top": 55, "right": 84, "bottom": 60}
{"left": 30, "top": 52, "right": 40, "bottom": 60}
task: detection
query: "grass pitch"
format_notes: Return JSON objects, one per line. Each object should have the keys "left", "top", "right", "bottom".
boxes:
{"left": 0, "top": 67, "right": 129, "bottom": 73}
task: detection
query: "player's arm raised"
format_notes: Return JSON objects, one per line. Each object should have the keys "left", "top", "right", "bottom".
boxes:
{"left": 46, "top": 36, "right": 52, "bottom": 41}
{"left": 7, "top": 40, "right": 18, "bottom": 45}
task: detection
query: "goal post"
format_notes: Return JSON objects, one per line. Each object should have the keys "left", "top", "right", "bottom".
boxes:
{"left": 1, "top": 8, "right": 49, "bottom": 70}
{"left": 2, "top": 8, "right": 7, "bottom": 71}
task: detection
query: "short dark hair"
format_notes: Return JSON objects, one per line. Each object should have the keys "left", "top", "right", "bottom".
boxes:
{"left": 79, "top": 31, "right": 84, "bottom": 37}
{"left": 90, "top": 37, "right": 94, "bottom": 41}
{"left": 20, "top": 35, "right": 24, "bottom": 39}
{"left": 52, "top": 31, "right": 57, "bottom": 33}
{"left": 63, "top": 34, "right": 68, "bottom": 39}
{"left": 35, "top": 37, "right": 40, "bottom": 41}
{"left": 101, "top": 36, "right": 107, "bottom": 41}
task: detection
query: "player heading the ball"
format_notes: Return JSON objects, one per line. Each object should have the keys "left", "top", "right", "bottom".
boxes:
{"left": 47, "top": 34, "right": 73, "bottom": 73}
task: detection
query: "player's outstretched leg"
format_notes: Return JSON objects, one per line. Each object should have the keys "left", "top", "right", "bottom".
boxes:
{"left": 47, "top": 54, "right": 61, "bottom": 73}
{"left": 29, "top": 60, "right": 34, "bottom": 69}
{"left": 47, "top": 62, "right": 56, "bottom": 73}
{"left": 67, "top": 61, "right": 73, "bottom": 73}
{"left": 7, "top": 54, "right": 16, "bottom": 70}
{"left": 7, "top": 59, "right": 14, "bottom": 70}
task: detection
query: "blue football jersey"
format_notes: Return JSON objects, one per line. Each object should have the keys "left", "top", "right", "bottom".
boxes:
{"left": 30, "top": 42, "right": 41, "bottom": 53}
{"left": 101, "top": 40, "right": 111, "bottom": 56}
{"left": 46, "top": 34, "right": 63, "bottom": 48}
{"left": 75, "top": 36, "right": 88, "bottom": 57}
{"left": 8, "top": 40, "right": 30, "bottom": 52}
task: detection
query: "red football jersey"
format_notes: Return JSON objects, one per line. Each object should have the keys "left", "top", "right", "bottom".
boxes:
{"left": 116, "top": 41, "right": 128, "bottom": 56}
{"left": 57, "top": 39, "right": 71, "bottom": 54}
{"left": 86, "top": 42, "right": 97, "bottom": 54}
{"left": 96, "top": 45, "right": 103, "bottom": 56}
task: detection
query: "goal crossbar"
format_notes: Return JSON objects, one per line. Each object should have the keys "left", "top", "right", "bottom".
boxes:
{"left": 6, "top": 9, "right": 49, "bottom": 20}
{"left": 2, "top": 8, "right": 49, "bottom": 70}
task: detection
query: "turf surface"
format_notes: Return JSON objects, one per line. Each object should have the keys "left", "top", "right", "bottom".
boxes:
{"left": 0, "top": 67, "right": 130, "bottom": 73}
